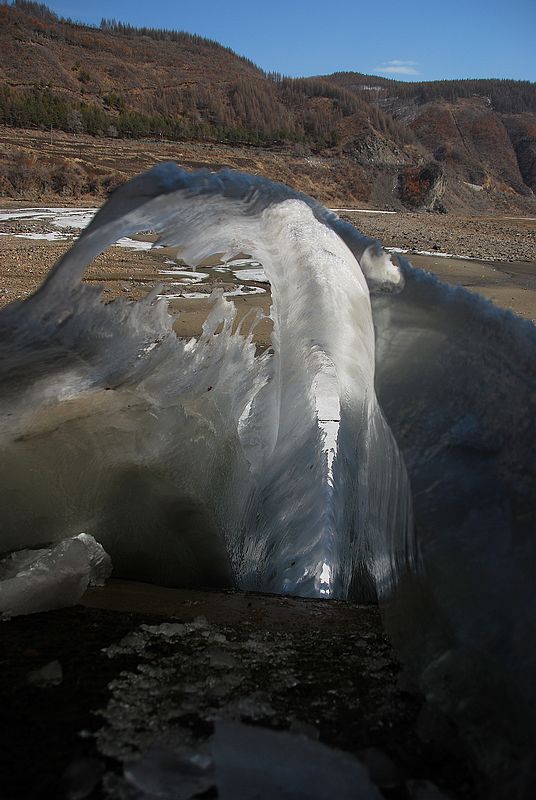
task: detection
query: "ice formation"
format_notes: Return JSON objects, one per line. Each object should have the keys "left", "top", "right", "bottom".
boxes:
{"left": 0, "top": 164, "right": 413, "bottom": 601}
{"left": 0, "top": 164, "right": 535, "bottom": 786}
{"left": 0, "top": 533, "right": 111, "bottom": 618}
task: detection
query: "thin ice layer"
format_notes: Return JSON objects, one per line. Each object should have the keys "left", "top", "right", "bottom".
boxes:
{"left": 372, "top": 259, "right": 536, "bottom": 785}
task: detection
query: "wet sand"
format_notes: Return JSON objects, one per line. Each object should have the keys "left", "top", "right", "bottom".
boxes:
{"left": 408, "top": 253, "right": 536, "bottom": 322}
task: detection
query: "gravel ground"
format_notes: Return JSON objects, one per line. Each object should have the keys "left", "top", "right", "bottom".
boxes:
{"left": 343, "top": 212, "right": 536, "bottom": 263}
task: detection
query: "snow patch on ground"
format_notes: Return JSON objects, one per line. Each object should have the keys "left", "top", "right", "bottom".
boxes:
{"left": 114, "top": 238, "right": 153, "bottom": 251}
{"left": 159, "top": 269, "right": 209, "bottom": 282}
{"left": 329, "top": 208, "right": 397, "bottom": 214}
{"left": 0, "top": 207, "right": 154, "bottom": 251}
{"left": 161, "top": 285, "right": 267, "bottom": 300}
{"left": 386, "top": 246, "right": 473, "bottom": 261}
{"left": 233, "top": 268, "right": 269, "bottom": 283}
{"left": 0, "top": 231, "right": 70, "bottom": 242}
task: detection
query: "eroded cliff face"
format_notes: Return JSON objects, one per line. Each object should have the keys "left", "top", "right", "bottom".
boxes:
{"left": 502, "top": 113, "right": 536, "bottom": 192}
{"left": 408, "top": 99, "right": 530, "bottom": 194}
{"left": 325, "top": 73, "right": 536, "bottom": 212}
{"left": 397, "top": 162, "right": 447, "bottom": 211}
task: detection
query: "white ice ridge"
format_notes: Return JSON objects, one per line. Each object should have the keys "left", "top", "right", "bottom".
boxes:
{"left": 0, "top": 165, "right": 535, "bottom": 787}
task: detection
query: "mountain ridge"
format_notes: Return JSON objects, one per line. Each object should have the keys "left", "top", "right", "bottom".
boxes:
{"left": 1, "top": 0, "right": 535, "bottom": 213}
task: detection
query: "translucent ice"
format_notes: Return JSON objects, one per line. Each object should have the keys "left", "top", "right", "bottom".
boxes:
{"left": 0, "top": 534, "right": 111, "bottom": 618}
{"left": 0, "top": 164, "right": 412, "bottom": 601}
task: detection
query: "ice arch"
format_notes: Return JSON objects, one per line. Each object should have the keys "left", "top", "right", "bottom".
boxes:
{"left": 0, "top": 164, "right": 413, "bottom": 601}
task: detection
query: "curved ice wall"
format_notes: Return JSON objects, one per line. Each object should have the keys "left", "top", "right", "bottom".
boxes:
{"left": 372, "top": 264, "right": 536, "bottom": 789}
{"left": 0, "top": 164, "right": 413, "bottom": 601}
{"left": 0, "top": 165, "right": 535, "bottom": 791}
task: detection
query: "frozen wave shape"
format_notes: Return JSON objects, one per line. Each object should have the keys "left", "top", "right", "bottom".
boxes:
{"left": 0, "top": 163, "right": 412, "bottom": 602}
{"left": 0, "top": 164, "right": 535, "bottom": 789}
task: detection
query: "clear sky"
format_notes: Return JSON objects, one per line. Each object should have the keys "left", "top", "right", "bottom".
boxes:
{"left": 39, "top": 0, "right": 536, "bottom": 83}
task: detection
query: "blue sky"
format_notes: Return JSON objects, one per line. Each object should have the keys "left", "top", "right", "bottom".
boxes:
{"left": 40, "top": 0, "right": 536, "bottom": 82}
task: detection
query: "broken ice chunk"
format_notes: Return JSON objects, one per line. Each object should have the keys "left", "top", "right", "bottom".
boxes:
{"left": 27, "top": 660, "right": 63, "bottom": 687}
{"left": 0, "top": 534, "right": 112, "bottom": 619}
{"left": 124, "top": 748, "right": 214, "bottom": 799}
{"left": 210, "top": 720, "right": 383, "bottom": 800}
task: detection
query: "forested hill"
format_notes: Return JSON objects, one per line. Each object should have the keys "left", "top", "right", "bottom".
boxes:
{"left": 0, "top": 0, "right": 412, "bottom": 149}
{"left": 1, "top": 0, "right": 535, "bottom": 212}
{"left": 321, "top": 72, "right": 536, "bottom": 115}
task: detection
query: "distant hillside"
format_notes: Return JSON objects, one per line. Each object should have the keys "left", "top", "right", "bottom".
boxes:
{"left": 0, "top": 1, "right": 412, "bottom": 150}
{"left": 323, "top": 71, "right": 536, "bottom": 199}
{"left": 321, "top": 73, "right": 536, "bottom": 114}
{"left": 0, "top": 1, "right": 535, "bottom": 213}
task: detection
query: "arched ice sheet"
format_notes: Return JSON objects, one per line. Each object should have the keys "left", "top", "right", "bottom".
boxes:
{"left": 0, "top": 164, "right": 413, "bottom": 602}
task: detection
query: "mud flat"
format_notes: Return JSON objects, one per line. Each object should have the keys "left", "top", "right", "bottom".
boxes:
{"left": 409, "top": 253, "right": 536, "bottom": 322}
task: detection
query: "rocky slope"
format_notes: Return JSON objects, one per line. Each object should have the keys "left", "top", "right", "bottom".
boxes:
{"left": 324, "top": 72, "right": 536, "bottom": 212}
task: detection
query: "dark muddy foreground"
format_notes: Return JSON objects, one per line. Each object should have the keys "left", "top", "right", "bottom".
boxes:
{"left": 0, "top": 581, "right": 474, "bottom": 800}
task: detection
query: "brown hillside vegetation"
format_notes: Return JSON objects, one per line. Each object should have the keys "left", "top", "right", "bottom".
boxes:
{"left": 323, "top": 71, "right": 536, "bottom": 210}
{"left": 0, "top": 1, "right": 407, "bottom": 149}
{"left": 0, "top": 1, "right": 535, "bottom": 213}
{"left": 0, "top": 127, "right": 375, "bottom": 207}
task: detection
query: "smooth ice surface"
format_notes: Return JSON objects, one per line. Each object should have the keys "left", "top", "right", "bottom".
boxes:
{"left": 0, "top": 534, "right": 111, "bottom": 618}
{"left": 371, "top": 261, "right": 536, "bottom": 783}
{"left": 233, "top": 267, "right": 269, "bottom": 283}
